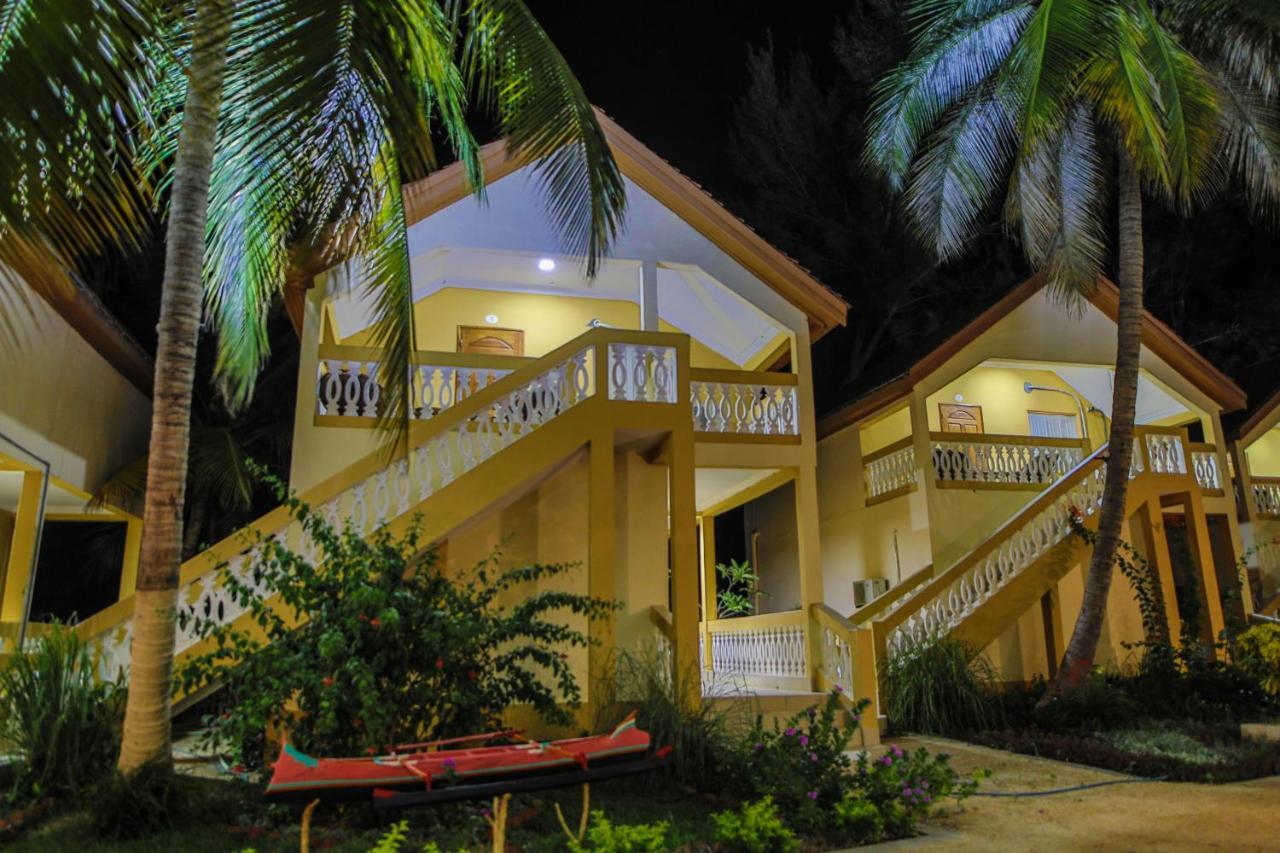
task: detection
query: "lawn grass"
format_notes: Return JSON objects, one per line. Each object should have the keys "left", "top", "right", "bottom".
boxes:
{"left": 6, "top": 775, "right": 720, "bottom": 852}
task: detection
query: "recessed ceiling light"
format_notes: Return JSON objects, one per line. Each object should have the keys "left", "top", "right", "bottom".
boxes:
{"left": 954, "top": 393, "right": 964, "bottom": 402}
{"left": 537, "top": 258, "right": 556, "bottom": 272}
{"left": 484, "top": 314, "right": 499, "bottom": 325}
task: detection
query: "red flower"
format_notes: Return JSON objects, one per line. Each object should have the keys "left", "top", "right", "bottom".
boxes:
{"left": 435, "top": 658, "right": 445, "bottom": 670}
{"left": 370, "top": 618, "right": 381, "bottom": 630}
{"left": 322, "top": 676, "right": 334, "bottom": 688}
{"left": 357, "top": 613, "right": 368, "bottom": 622}
{"left": 467, "top": 670, "right": 477, "bottom": 681}
{"left": 353, "top": 717, "right": 363, "bottom": 728}
{"left": 364, "top": 746, "right": 376, "bottom": 756}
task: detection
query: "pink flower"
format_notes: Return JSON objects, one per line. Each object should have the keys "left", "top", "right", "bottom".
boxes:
{"left": 807, "top": 790, "right": 819, "bottom": 800}
{"left": 443, "top": 758, "right": 456, "bottom": 770}
{"left": 834, "top": 684, "right": 843, "bottom": 694}
{"left": 809, "top": 751, "right": 819, "bottom": 763}
{"left": 799, "top": 734, "right": 809, "bottom": 746}
{"left": 784, "top": 727, "right": 796, "bottom": 737}
{"left": 891, "top": 744, "right": 904, "bottom": 758}
{"left": 881, "top": 755, "right": 893, "bottom": 766}
{"left": 754, "top": 742, "right": 765, "bottom": 752}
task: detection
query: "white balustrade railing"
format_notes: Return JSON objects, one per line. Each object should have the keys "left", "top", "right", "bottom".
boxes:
{"left": 818, "top": 622, "right": 855, "bottom": 695}
{"left": 690, "top": 378, "right": 798, "bottom": 436}
{"left": 1253, "top": 479, "right": 1280, "bottom": 518}
{"left": 1190, "top": 446, "right": 1222, "bottom": 493}
{"left": 931, "top": 435, "right": 1084, "bottom": 486}
{"left": 316, "top": 354, "right": 514, "bottom": 421}
{"left": 700, "top": 614, "right": 807, "bottom": 680}
{"left": 865, "top": 440, "right": 916, "bottom": 500}
{"left": 884, "top": 460, "right": 1108, "bottom": 658}
{"left": 1143, "top": 432, "right": 1187, "bottom": 475}
{"left": 88, "top": 345, "right": 598, "bottom": 680}
{"left": 606, "top": 342, "right": 678, "bottom": 403}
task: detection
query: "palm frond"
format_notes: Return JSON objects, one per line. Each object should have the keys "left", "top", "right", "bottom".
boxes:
{"left": 903, "top": 83, "right": 1017, "bottom": 259}
{"left": 0, "top": 0, "right": 160, "bottom": 326}
{"left": 1165, "top": 0, "right": 1280, "bottom": 99}
{"left": 461, "top": 0, "right": 625, "bottom": 275}
{"left": 1214, "top": 71, "right": 1280, "bottom": 226}
{"left": 87, "top": 455, "right": 147, "bottom": 516}
{"left": 1136, "top": 1, "right": 1219, "bottom": 209}
{"left": 865, "top": 0, "right": 1032, "bottom": 189}
{"left": 187, "top": 425, "right": 256, "bottom": 511}
{"left": 1079, "top": 5, "right": 1170, "bottom": 188}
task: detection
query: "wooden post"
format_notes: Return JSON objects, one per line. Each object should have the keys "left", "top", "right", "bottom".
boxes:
{"left": 666, "top": 429, "right": 700, "bottom": 702}
{"left": 1, "top": 470, "right": 45, "bottom": 624}
{"left": 698, "top": 511, "right": 716, "bottom": 671}
{"left": 118, "top": 517, "right": 144, "bottom": 599}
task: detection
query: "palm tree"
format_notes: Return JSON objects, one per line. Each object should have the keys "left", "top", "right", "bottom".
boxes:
{"left": 2, "top": 0, "right": 625, "bottom": 772}
{"left": 865, "top": 0, "right": 1280, "bottom": 696}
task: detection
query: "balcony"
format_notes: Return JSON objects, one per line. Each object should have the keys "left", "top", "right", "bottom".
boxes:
{"left": 313, "top": 335, "right": 800, "bottom": 444}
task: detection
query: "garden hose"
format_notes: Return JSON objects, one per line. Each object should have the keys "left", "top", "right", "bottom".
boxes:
{"left": 969, "top": 776, "right": 1166, "bottom": 798}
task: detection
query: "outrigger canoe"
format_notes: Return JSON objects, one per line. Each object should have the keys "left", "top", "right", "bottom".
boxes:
{"left": 265, "top": 714, "right": 664, "bottom": 805}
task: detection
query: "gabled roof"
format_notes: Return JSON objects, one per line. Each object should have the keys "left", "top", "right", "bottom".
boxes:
{"left": 398, "top": 108, "right": 849, "bottom": 340}
{"left": 1225, "top": 355, "right": 1280, "bottom": 444}
{"left": 818, "top": 275, "right": 1247, "bottom": 438}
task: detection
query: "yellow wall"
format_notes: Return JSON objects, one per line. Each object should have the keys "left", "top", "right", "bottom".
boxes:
{"left": 0, "top": 285, "right": 150, "bottom": 493}
{"left": 815, "top": 426, "right": 933, "bottom": 614}
{"left": 859, "top": 405, "right": 911, "bottom": 456}
{"left": 1246, "top": 427, "right": 1280, "bottom": 478}
{"left": 744, "top": 480, "right": 801, "bottom": 613}
{"left": 926, "top": 366, "right": 1102, "bottom": 446}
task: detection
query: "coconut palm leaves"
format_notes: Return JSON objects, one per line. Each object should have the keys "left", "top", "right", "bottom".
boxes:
{"left": 866, "top": 0, "right": 1280, "bottom": 294}
{"left": 167, "top": 0, "right": 626, "bottom": 444}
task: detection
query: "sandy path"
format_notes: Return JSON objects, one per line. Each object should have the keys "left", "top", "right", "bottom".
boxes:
{"left": 870, "top": 736, "right": 1280, "bottom": 851}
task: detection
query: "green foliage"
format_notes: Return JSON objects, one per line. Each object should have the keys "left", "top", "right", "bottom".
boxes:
{"left": 715, "top": 559, "right": 763, "bottom": 618}
{"left": 568, "top": 810, "right": 669, "bottom": 852}
{"left": 1235, "top": 623, "right": 1280, "bottom": 697}
{"left": 855, "top": 744, "right": 983, "bottom": 840}
{"left": 712, "top": 796, "right": 799, "bottom": 853}
{"left": 369, "top": 820, "right": 411, "bottom": 852}
{"left": 0, "top": 624, "right": 122, "bottom": 802}
{"left": 830, "top": 791, "right": 884, "bottom": 845}
{"left": 598, "top": 648, "right": 744, "bottom": 793}
{"left": 1104, "top": 727, "right": 1224, "bottom": 765}
{"left": 733, "top": 690, "right": 870, "bottom": 834}
{"left": 881, "top": 636, "right": 1003, "bottom": 735}
{"left": 176, "top": 481, "right": 617, "bottom": 767}
{"left": 89, "top": 760, "right": 193, "bottom": 840}
{"left": 1033, "top": 673, "right": 1144, "bottom": 732}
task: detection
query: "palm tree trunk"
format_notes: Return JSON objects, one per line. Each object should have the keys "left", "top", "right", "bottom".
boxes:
{"left": 117, "top": 0, "right": 234, "bottom": 773}
{"left": 1044, "top": 155, "right": 1145, "bottom": 700}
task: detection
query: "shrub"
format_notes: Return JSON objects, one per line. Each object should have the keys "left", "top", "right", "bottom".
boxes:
{"left": 855, "top": 744, "right": 981, "bottom": 839}
{"left": 89, "top": 760, "right": 193, "bottom": 839}
{"left": 597, "top": 648, "right": 744, "bottom": 793}
{"left": 881, "top": 636, "right": 1003, "bottom": 735}
{"left": 733, "top": 690, "right": 869, "bottom": 834}
{"left": 568, "top": 810, "right": 669, "bottom": 852}
{"left": 1103, "top": 728, "right": 1224, "bottom": 765}
{"left": 830, "top": 791, "right": 883, "bottom": 844}
{"left": 176, "top": 482, "right": 617, "bottom": 768}
{"left": 712, "top": 796, "right": 799, "bottom": 853}
{"left": 1033, "top": 673, "right": 1144, "bottom": 731}
{"left": 1235, "top": 623, "right": 1280, "bottom": 697}
{"left": 0, "top": 624, "right": 122, "bottom": 801}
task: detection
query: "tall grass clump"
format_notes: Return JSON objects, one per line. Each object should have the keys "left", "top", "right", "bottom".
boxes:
{"left": 0, "top": 625, "right": 123, "bottom": 801}
{"left": 595, "top": 646, "right": 746, "bottom": 793}
{"left": 882, "top": 636, "right": 1003, "bottom": 735}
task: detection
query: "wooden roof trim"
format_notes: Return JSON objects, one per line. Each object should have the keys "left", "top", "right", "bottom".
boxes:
{"left": 398, "top": 110, "right": 849, "bottom": 340}
{"left": 818, "top": 274, "right": 1246, "bottom": 439}
{"left": 1237, "top": 388, "right": 1280, "bottom": 444}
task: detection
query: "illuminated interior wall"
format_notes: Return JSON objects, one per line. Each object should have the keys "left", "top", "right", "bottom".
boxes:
{"left": 926, "top": 365, "right": 1104, "bottom": 445}
{"left": 859, "top": 405, "right": 911, "bottom": 456}
{"left": 1246, "top": 427, "right": 1280, "bottom": 477}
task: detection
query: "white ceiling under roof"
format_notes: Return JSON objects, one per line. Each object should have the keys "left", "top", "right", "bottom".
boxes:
{"left": 986, "top": 360, "right": 1193, "bottom": 423}
{"left": 0, "top": 471, "right": 114, "bottom": 516}
{"left": 327, "top": 247, "right": 789, "bottom": 368}
{"left": 695, "top": 468, "right": 780, "bottom": 513}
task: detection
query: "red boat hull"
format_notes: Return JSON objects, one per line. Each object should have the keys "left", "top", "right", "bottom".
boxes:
{"left": 265, "top": 717, "right": 649, "bottom": 801}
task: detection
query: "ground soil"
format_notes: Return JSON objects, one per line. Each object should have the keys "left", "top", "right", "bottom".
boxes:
{"left": 875, "top": 736, "right": 1280, "bottom": 851}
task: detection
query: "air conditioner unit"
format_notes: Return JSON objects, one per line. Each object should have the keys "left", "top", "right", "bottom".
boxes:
{"left": 853, "top": 578, "right": 891, "bottom": 609}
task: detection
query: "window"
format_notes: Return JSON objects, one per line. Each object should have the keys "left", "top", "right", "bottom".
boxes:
{"left": 1028, "top": 412, "right": 1079, "bottom": 439}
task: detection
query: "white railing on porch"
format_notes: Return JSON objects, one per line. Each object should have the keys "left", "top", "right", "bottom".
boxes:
{"left": 931, "top": 433, "right": 1085, "bottom": 487}
{"left": 1254, "top": 478, "right": 1280, "bottom": 518}
{"left": 606, "top": 342, "right": 679, "bottom": 404}
{"left": 1144, "top": 431, "right": 1187, "bottom": 475}
{"left": 699, "top": 610, "right": 807, "bottom": 682}
{"left": 864, "top": 437, "right": 915, "bottom": 502}
{"left": 690, "top": 369, "right": 799, "bottom": 437}
{"left": 1189, "top": 444, "right": 1223, "bottom": 494}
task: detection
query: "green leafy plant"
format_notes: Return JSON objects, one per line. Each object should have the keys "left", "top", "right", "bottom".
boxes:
{"left": 712, "top": 796, "right": 799, "bottom": 853}
{"left": 369, "top": 820, "right": 412, "bottom": 852}
{"left": 734, "top": 690, "right": 870, "bottom": 835}
{"left": 89, "top": 759, "right": 193, "bottom": 840}
{"left": 177, "top": 480, "right": 617, "bottom": 767}
{"left": 831, "top": 791, "right": 884, "bottom": 844}
{"left": 716, "top": 559, "right": 764, "bottom": 618}
{"left": 881, "top": 636, "right": 1003, "bottom": 735}
{"left": 568, "top": 810, "right": 669, "bottom": 852}
{"left": 1235, "top": 623, "right": 1280, "bottom": 697}
{"left": 855, "top": 744, "right": 982, "bottom": 839}
{"left": 0, "top": 624, "right": 122, "bottom": 802}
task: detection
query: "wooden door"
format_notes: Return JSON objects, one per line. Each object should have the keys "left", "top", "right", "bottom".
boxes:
{"left": 939, "top": 402, "right": 984, "bottom": 434}
{"left": 457, "top": 326, "right": 524, "bottom": 357}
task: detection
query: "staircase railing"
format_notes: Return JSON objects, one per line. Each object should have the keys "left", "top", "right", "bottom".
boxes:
{"left": 78, "top": 328, "right": 669, "bottom": 681}
{"left": 875, "top": 446, "right": 1110, "bottom": 659}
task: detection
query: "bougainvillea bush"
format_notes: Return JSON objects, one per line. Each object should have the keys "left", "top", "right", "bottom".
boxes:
{"left": 728, "top": 690, "right": 981, "bottom": 844}
{"left": 176, "top": 482, "right": 616, "bottom": 768}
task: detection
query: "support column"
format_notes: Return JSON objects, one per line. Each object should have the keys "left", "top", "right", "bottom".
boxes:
{"left": 1183, "top": 486, "right": 1228, "bottom": 647}
{"left": 1140, "top": 500, "right": 1183, "bottom": 644}
{"left": 118, "top": 517, "right": 144, "bottom": 600}
{"left": 699, "top": 512, "right": 716, "bottom": 671}
{"left": 588, "top": 428, "right": 616, "bottom": 694}
{"left": 794, "top": 466, "right": 825, "bottom": 689}
{"left": 1, "top": 470, "right": 45, "bottom": 624}
{"left": 639, "top": 261, "right": 659, "bottom": 332}
{"left": 666, "top": 429, "right": 700, "bottom": 701}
